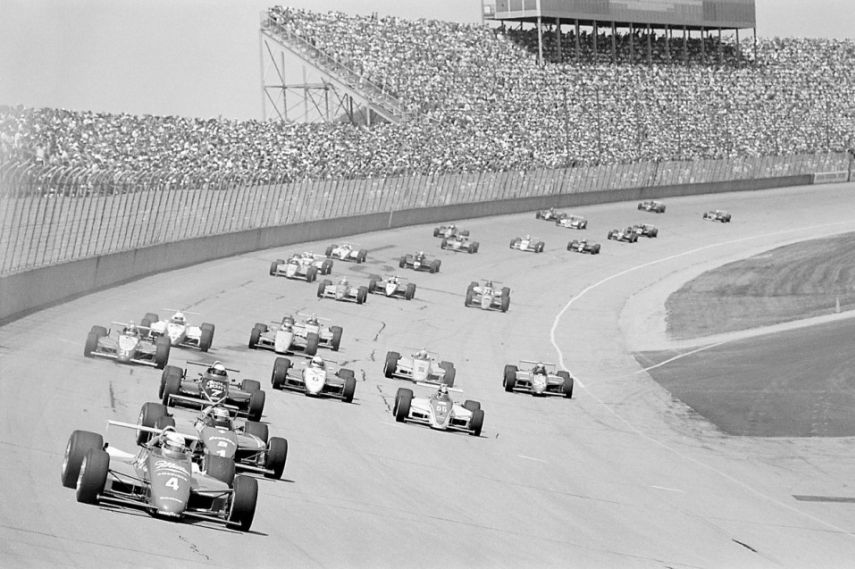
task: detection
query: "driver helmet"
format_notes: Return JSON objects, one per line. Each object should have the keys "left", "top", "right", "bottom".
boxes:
{"left": 339, "top": 277, "right": 349, "bottom": 286}
{"left": 171, "top": 311, "right": 186, "bottom": 325}
{"left": 524, "top": 234, "right": 531, "bottom": 240}
{"left": 307, "top": 313, "right": 319, "bottom": 325}
{"left": 417, "top": 251, "right": 425, "bottom": 258}
{"left": 124, "top": 321, "right": 138, "bottom": 336}
{"left": 415, "top": 349, "right": 428, "bottom": 359}
{"left": 437, "top": 383, "right": 449, "bottom": 396}
{"left": 162, "top": 431, "right": 186, "bottom": 459}
{"left": 533, "top": 362, "right": 546, "bottom": 374}
{"left": 485, "top": 280, "right": 494, "bottom": 288}
{"left": 208, "top": 362, "right": 228, "bottom": 378}
{"left": 310, "top": 355, "right": 324, "bottom": 369}
{"left": 281, "top": 317, "right": 293, "bottom": 329}
{"left": 210, "top": 406, "right": 231, "bottom": 429}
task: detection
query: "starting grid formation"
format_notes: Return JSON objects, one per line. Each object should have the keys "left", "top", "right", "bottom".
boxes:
{"left": 0, "top": 152, "right": 848, "bottom": 276}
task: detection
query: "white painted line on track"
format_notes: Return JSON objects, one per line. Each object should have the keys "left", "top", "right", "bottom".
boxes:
{"left": 650, "top": 485, "right": 686, "bottom": 493}
{"left": 548, "top": 219, "right": 855, "bottom": 538}
{"left": 518, "top": 454, "right": 548, "bottom": 463}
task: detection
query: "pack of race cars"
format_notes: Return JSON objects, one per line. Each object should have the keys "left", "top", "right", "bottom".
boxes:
{"left": 70, "top": 198, "right": 731, "bottom": 532}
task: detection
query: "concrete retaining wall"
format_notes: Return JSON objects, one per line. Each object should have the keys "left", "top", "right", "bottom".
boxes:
{"left": 0, "top": 175, "right": 813, "bottom": 324}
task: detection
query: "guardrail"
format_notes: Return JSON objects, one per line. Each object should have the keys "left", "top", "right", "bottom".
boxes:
{"left": 0, "top": 151, "right": 847, "bottom": 276}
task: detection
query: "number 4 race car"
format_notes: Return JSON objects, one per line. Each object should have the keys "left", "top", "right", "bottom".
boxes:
{"left": 399, "top": 251, "right": 441, "bottom": 273}
{"left": 84, "top": 321, "right": 170, "bottom": 369}
{"left": 393, "top": 383, "right": 484, "bottom": 436}
{"left": 503, "top": 360, "right": 574, "bottom": 398}
{"left": 142, "top": 310, "right": 215, "bottom": 352}
{"left": 61, "top": 423, "right": 258, "bottom": 531}
{"left": 567, "top": 239, "right": 601, "bottom": 254}
{"left": 383, "top": 349, "right": 456, "bottom": 386}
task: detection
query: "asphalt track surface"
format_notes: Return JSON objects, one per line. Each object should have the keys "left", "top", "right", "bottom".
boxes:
{"left": 2, "top": 182, "right": 855, "bottom": 569}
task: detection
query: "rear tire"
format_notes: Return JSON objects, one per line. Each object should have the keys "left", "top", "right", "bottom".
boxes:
{"left": 356, "top": 286, "right": 368, "bottom": 304}
{"left": 500, "top": 295, "right": 510, "bottom": 313}
{"left": 229, "top": 476, "right": 258, "bottom": 532}
{"left": 62, "top": 430, "right": 103, "bottom": 488}
{"left": 154, "top": 337, "right": 170, "bottom": 369}
{"left": 329, "top": 326, "right": 343, "bottom": 351}
{"left": 248, "top": 390, "right": 266, "bottom": 421}
{"left": 159, "top": 365, "right": 182, "bottom": 398}
{"left": 304, "top": 332, "right": 320, "bottom": 356}
{"left": 206, "top": 455, "right": 235, "bottom": 486}
{"left": 306, "top": 266, "right": 318, "bottom": 283}
{"left": 136, "top": 402, "right": 169, "bottom": 445}
{"left": 199, "top": 323, "right": 215, "bottom": 352}
{"left": 244, "top": 421, "right": 269, "bottom": 443}
{"left": 438, "top": 362, "right": 456, "bottom": 387}
{"left": 241, "top": 379, "right": 261, "bottom": 393}
{"left": 248, "top": 326, "right": 262, "bottom": 349}
{"left": 161, "top": 370, "right": 182, "bottom": 406}
{"left": 463, "top": 400, "right": 481, "bottom": 412}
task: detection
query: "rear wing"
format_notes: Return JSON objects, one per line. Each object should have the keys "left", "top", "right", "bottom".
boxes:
{"left": 106, "top": 419, "right": 200, "bottom": 442}
{"left": 415, "top": 381, "right": 461, "bottom": 393}
{"left": 186, "top": 361, "right": 240, "bottom": 373}
{"left": 518, "top": 359, "right": 558, "bottom": 370}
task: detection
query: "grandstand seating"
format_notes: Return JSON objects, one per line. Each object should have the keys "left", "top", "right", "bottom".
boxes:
{"left": 1, "top": 7, "right": 852, "bottom": 183}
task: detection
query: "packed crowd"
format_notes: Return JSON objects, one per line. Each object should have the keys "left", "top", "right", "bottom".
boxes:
{"left": 1, "top": 7, "right": 852, "bottom": 184}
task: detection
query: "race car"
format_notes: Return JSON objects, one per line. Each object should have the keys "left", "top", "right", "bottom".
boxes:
{"left": 249, "top": 313, "right": 343, "bottom": 355}
{"left": 433, "top": 224, "right": 469, "bottom": 239}
{"left": 60, "top": 423, "right": 258, "bottom": 531}
{"left": 631, "top": 223, "right": 659, "bottom": 238}
{"left": 84, "top": 321, "right": 170, "bottom": 369}
{"left": 567, "top": 239, "right": 601, "bottom": 254}
{"left": 703, "top": 209, "right": 732, "bottom": 222}
{"left": 607, "top": 227, "right": 639, "bottom": 243}
{"left": 324, "top": 242, "right": 367, "bottom": 263}
{"left": 269, "top": 254, "right": 321, "bottom": 282}
{"left": 503, "top": 360, "right": 574, "bottom": 398}
{"left": 441, "top": 234, "right": 480, "bottom": 253}
{"left": 638, "top": 200, "right": 666, "bottom": 213}
{"left": 509, "top": 235, "right": 545, "bottom": 253}
{"left": 556, "top": 215, "right": 588, "bottom": 229}
{"left": 464, "top": 279, "right": 510, "bottom": 312}
{"left": 383, "top": 349, "right": 456, "bottom": 387}
{"left": 368, "top": 274, "right": 416, "bottom": 300}
{"left": 159, "top": 361, "right": 265, "bottom": 421}
{"left": 270, "top": 355, "right": 356, "bottom": 403}
{"left": 317, "top": 278, "right": 369, "bottom": 304}
{"left": 137, "top": 402, "right": 288, "bottom": 481}
{"left": 535, "top": 207, "right": 567, "bottom": 221}
{"left": 142, "top": 310, "right": 215, "bottom": 352}
{"left": 393, "top": 383, "right": 484, "bottom": 437}
{"left": 399, "top": 251, "right": 441, "bottom": 273}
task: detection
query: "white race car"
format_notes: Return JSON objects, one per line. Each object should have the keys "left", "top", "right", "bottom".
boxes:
{"left": 393, "top": 383, "right": 484, "bottom": 436}
{"left": 270, "top": 356, "right": 356, "bottom": 403}
{"left": 325, "top": 242, "right": 367, "bottom": 263}
{"left": 440, "top": 235, "right": 480, "bottom": 253}
{"left": 606, "top": 227, "right": 639, "bottom": 243}
{"left": 368, "top": 274, "right": 416, "bottom": 300}
{"left": 465, "top": 280, "right": 510, "bottom": 312}
{"left": 556, "top": 215, "right": 588, "bottom": 229}
{"left": 250, "top": 313, "right": 343, "bottom": 355}
{"left": 509, "top": 235, "right": 545, "bottom": 253}
{"left": 433, "top": 224, "right": 469, "bottom": 239}
{"left": 503, "top": 360, "right": 574, "bottom": 398}
{"left": 269, "top": 254, "right": 321, "bottom": 282}
{"left": 317, "top": 278, "right": 369, "bottom": 304}
{"left": 383, "top": 349, "right": 456, "bottom": 386}
{"left": 142, "top": 311, "right": 215, "bottom": 352}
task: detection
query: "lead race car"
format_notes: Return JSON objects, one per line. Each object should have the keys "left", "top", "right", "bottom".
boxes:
{"left": 567, "top": 239, "right": 601, "bottom": 254}
{"left": 136, "top": 402, "right": 288, "bottom": 481}
{"left": 368, "top": 274, "right": 416, "bottom": 300}
{"left": 607, "top": 227, "right": 639, "bottom": 243}
{"left": 503, "top": 360, "right": 574, "bottom": 398}
{"left": 535, "top": 207, "right": 567, "bottom": 221}
{"left": 84, "top": 321, "right": 170, "bottom": 369}
{"left": 509, "top": 234, "right": 545, "bottom": 253}
{"left": 325, "top": 242, "right": 368, "bottom": 263}
{"left": 399, "top": 251, "right": 441, "bottom": 273}
{"left": 317, "top": 277, "right": 369, "bottom": 304}
{"left": 269, "top": 253, "right": 321, "bottom": 282}
{"left": 142, "top": 310, "right": 215, "bottom": 352}
{"left": 270, "top": 355, "right": 356, "bottom": 403}
{"left": 440, "top": 234, "right": 480, "bottom": 253}
{"left": 393, "top": 383, "right": 484, "bottom": 437}
{"left": 249, "top": 313, "right": 343, "bottom": 355}
{"left": 638, "top": 199, "right": 666, "bottom": 213}
{"left": 432, "top": 224, "right": 469, "bottom": 239}
{"left": 465, "top": 279, "right": 510, "bottom": 312}
{"left": 61, "top": 422, "right": 258, "bottom": 531}
{"left": 383, "top": 348, "right": 456, "bottom": 387}
{"left": 159, "top": 361, "right": 266, "bottom": 422}
{"left": 556, "top": 214, "right": 588, "bottom": 229}
{"left": 703, "top": 209, "right": 732, "bottom": 222}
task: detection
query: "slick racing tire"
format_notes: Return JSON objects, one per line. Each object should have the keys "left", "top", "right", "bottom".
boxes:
{"left": 62, "top": 430, "right": 104, "bottom": 489}
{"left": 394, "top": 388, "right": 413, "bottom": 422}
{"left": 159, "top": 365, "right": 183, "bottom": 398}
{"left": 206, "top": 455, "right": 236, "bottom": 486}
{"left": 248, "top": 390, "right": 266, "bottom": 422}
{"left": 383, "top": 351, "right": 401, "bottom": 378}
{"left": 469, "top": 409, "right": 485, "bottom": 437}
{"left": 398, "top": 256, "right": 407, "bottom": 268}
{"left": 199, "top": 323, "right": 215, "bottom": 352}
{"left": 338, "top": 369, "right": 357, "bottom": 403}
{"left": 306, "top": 265, "right": 318, "bottom": 283}
{"left": 441, "top": 239, "right": 448, "bottom": 250}
{"left": 430, "top": 260, "right": 440, "bottom": 273}
{"left": 241, "top": 379, "right": 261, "bottom": 393}
{"left": 84, "top": 325, "right": 108, "bottom": 357}
{"left": 535, "top": 242, "right": 545, "bottom": 253}
{"left": 324, "top": 246, "right": 334, "bottom": 257}
{"left": 463, "top": 400, "right": 481, "bottom": 412}
{"left": 154, "top": 337, "right": 171, "bottom": 369}
{"left": 558, "top": 371, "right": 574, "bottom": 399}
{"left": 357, "top": 249, "right": 368, "bottom": 263}
{"left": 161, "top": 371, "right": 182, "bottom": 407}
{"left": 136, "top": 402, "right": 169, "bottom": 445}
{"left": 500, "top": 295, "right": 510, "bottom": 313}
{"left": 245, "top": 421, "right": 269, "bottom": 443}
{"left": 269, "top": 261, "right": 280, "bottom": 276}
{"left": 321, "top": 259, "right": 333, "bottom": 274}
{"left": 271, "top": 357, "right": 291, "bottom": 389}
{"left": 142, "top": 312, "right": 160, "bottom": 328}
{"left": 304, "top": 332, "right": 320, "bottom": 356}
{"left": 248, "top": 325, "right": 262, "bottom": 349}
{"left": 404, "top": 283, "right": 416, "bottom": 301}
{"left": 356, "top": 286, "right": 368, "bottom": 304}
{"left": 317, "top": 280, "right": 332, "bottom": 298}
{"left": 265, "top": 437, "right": 288, "bottom": 479}
{"left": 368, "top": 279, "right": 379, "bottom": 294}
{"left": 503, "top": 364, "right": 518, "bottom": 392}
{"left": 230, "top": 476, "right": 259, "bottom": 532}
{"left": 439, "top": 362, "right": 456, "bottom": 388}
{"left": 76, "top": 449, "right": 110, "bottom": 504}
{"left": 464, "top": 289, "right": 475, "bottom": 307}
{"left": 329, "top": 326, "right": 343, "bottom": 351}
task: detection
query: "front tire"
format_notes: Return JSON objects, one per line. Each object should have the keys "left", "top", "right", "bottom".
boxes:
{"left": 62, "top": 430, "right": 103, "bottom": 488}
{"left": 229, "top": 476, "right": 258, "bottom": 532}
{"left": 76, "top": 449, "right": 109, "bottom": 504}
{"left": 394, "top": 388, "right": 413, "bottom": 422}
{"left": 265, "top": 437, "right": 288, "bottom": 479}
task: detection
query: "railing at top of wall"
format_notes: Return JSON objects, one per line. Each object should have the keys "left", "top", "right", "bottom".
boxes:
{"left": 0, "top": 152, "right": 847, "bottom": 276}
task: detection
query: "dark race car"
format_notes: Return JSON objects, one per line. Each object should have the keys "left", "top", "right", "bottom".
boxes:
{"left": 567, "top": 239, "right": 601, "bottom": 254}
{"left": 703, "top": 209, "right": 732, "bottom": 222}
{"left": 638, "top": 200, "right": 666, "bottom": 213}
{"left": 159, "top": 361, "right": 266, "bottom": 421}
{"left": 399, "top": 251, "right": 441, "bottom": 273}
{"left": 630, "top": 223, "right": 659, "bottom": 238}
{"left": 84, "top": 321, "right": 170, "bottom": 369}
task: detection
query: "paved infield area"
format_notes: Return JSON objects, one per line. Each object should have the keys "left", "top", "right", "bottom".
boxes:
{"left": 3, "top": 182, "right": 855, "bottom": 569}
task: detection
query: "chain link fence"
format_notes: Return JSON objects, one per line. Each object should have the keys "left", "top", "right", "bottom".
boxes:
{"left": 0, "top": 152, "right": 847, "bottom": 275}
